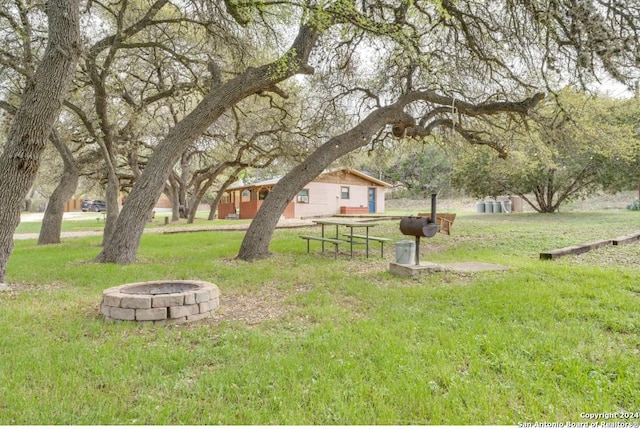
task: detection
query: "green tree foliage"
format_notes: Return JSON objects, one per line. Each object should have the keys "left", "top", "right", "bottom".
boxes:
{"left": 452, "top": 89, "right": 640, "bottom": 212}
{"left": 370, "top": 142, "right": 452, "bottom": 198}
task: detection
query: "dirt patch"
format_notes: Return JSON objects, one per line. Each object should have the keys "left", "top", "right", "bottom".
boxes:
{"left": 0, "top": 282, "right": 66, "bottom": 293}
{"left": 210, "top": 284, "right": 311, "bottom": 326}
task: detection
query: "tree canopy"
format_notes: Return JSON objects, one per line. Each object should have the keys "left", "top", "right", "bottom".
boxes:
{"left": 453, "top": 88, "right": 640, "bottom": 212}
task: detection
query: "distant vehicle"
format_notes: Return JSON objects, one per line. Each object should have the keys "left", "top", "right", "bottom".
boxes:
{"left": 81, "top": 199, "right": 107, "bottom": 212}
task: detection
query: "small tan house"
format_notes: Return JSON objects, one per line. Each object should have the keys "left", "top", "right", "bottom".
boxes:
{"left": 217, "top": 168, "right": 391, "bottom": 220}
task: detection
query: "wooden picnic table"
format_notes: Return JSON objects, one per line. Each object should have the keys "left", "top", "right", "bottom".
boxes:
{"left": 312, "top": 219, "right": 379, "bottom": 258}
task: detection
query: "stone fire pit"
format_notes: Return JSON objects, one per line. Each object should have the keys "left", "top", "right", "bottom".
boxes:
{"left": 100, "top": 280, "right": 219, "bottom": 323}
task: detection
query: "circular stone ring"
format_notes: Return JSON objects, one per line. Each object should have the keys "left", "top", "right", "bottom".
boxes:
{"left": 100, "top": 280, "right": 220, "bottom": 324}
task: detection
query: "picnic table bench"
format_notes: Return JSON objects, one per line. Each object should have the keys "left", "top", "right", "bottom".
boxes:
{"left": 301, "top": 219, "right": 389, "bottom": 259}
{"left": 300, "top": 235, "right": 346, "bottom": 259}
{"left": 342, "top": 234, "right": 392, "bottom": 257}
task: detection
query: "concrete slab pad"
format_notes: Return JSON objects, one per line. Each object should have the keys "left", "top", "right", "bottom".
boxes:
{"left": 389, "top": 262, "right": 445, "bottom": 278}
{"left": 389, "top": 261, "right": 510, "bottom": 278}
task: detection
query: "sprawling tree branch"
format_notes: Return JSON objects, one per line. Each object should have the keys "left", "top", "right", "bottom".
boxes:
{"left": 237, "top": 89, "right": 544, "bottom": 260}
{"left": 95, "top": 18, "right": 323, "bottom": 263}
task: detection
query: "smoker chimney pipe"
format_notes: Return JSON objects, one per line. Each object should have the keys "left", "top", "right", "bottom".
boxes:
{"left": 431, "top": 193, "right": 437, "bottom": 223}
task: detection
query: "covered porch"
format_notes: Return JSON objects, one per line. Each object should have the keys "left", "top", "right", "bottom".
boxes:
{"left": 218, "top": 180, "right": 295, "bottom": 220}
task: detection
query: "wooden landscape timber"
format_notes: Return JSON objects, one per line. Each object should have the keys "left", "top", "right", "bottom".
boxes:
{"left": 540, "top": 231, "right": 640, "bottom": 260}
{"left": 612, "top": 232, "right": 640, "bottom": 246}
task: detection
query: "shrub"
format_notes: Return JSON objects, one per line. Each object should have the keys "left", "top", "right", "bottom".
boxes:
{"left": 626, "top": 199, "right": 640, "bottom": 210}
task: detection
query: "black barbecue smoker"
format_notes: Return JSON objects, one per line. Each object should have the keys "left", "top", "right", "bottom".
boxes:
{"left": 399, "top": 193, "right": 438, "bottom": 265}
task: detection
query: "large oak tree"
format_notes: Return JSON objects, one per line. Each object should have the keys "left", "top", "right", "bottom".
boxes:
{"left": 0, "top": 0, "right": 81, "bottom": 284}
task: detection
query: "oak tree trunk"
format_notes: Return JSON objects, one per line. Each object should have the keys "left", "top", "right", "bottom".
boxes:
{"left": 38, "top": 132, "right": 79, "bottom": 245}
{"left": 179, "top": 153, "right": 190, "bottom": 219}
{"left": 169, "top": 187, "right": 180, "bottom": 222}
{"left": 187, "top": 181, "right": 204, "bottom": 224}
{"left": 102, "top": 170, "right": 121, "bottom": 246}
{"left": 0, "top": 0, "right": 81, "bottom": 283}
{"left": 188, "top": 167, "right": 233, "bottom": 223}
{"left": 165, "top": 174, "right": 180, "bottom": 222}
{"left": 205, "top": 171, "right": 243, "bottom": 221}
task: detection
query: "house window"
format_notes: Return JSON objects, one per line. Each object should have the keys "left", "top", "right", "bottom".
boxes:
{"left": 297, "top": 189, "right": 309, "bottom": 203}
{"left": 341, "top": 186, "right": 350, "bottom": 199}
{"left": 258, "top": 189, "right": 269, "bottom": 200}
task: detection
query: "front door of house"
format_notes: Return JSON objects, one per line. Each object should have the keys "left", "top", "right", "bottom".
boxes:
{"left": 368, "top": 188, "right": 376, "bottom": 213}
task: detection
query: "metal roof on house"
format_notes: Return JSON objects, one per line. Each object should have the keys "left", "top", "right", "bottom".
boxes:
{"left": 226, "top": 177, "right": 280, "bottom": 191}
{"left": 226, "top": 168, "right": 391, "bottom": 192}
{"left": 331, "top": 168, "right": 392, "bottom": 188}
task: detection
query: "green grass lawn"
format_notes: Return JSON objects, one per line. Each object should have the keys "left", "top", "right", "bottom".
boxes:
{"left": 1, "top": 210, "right": 639, "bottom": 424}
{"left": 14, "top": 210, "right": 244, "bottom": 234}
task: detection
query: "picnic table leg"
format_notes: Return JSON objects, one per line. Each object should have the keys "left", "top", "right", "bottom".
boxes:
{"left": 320, "top": 224, "right": 326, "bottom": 253}
{"left": 349, "top": 226, "right": 354, "bottom": 258}
{"left": 365, "top": 227, "right": 370, "bottom": 258}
